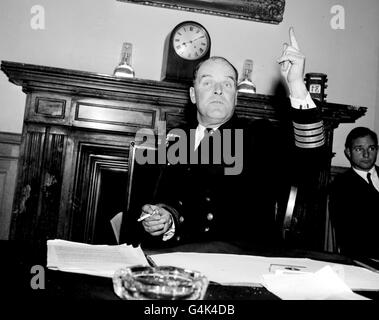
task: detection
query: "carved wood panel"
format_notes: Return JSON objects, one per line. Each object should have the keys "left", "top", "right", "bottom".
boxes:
{"left": 0, "top": 132, "right": 21, "bottom": 240}
{"left": 11, "top": 128, "right": 66, "bottom": 241}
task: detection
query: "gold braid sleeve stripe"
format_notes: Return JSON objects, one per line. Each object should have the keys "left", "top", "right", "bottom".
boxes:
{"left": 295, "top": 134, "right": 324, "bottom": 143}
{"left": 295, "top": 138, "right": 325, "bottom": 148}
{"left": 292, "top": 120, "right": 324, "bottom": 130}
{"left": 295, "top": 139, "right": 325, "bottom": 149}
{"left": 293, "top": 119, "right": 325, "bottom": 147}
{"left": 293, "top": 127, "right": 324, "bottom": 137}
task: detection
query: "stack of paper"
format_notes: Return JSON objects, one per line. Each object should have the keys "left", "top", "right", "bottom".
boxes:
{"left": 262, "top": 266, "right": 369, "bottom": 300}
{"left": 150, "top": 252, "right": 379, "bottom": 293}
{"left": 47, "top": 239, "right": 148, "bottom": 278}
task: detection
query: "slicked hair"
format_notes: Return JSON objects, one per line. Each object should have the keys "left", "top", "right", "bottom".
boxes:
{"left": 345, "top": 127, "right": 378, "bottom": 149}
{"left": 192, "top": 56, "right": 238, "bottom": 86}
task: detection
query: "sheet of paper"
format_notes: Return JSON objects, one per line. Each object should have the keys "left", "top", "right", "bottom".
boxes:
{"left": 47, "top": 239, "right": 148, "bottom": 278}
{"left": 110, "top": 211, "right": 123, "bottom": 244}
{"left": 150, "top": 252, "right": 379, "bottom": 291}
{"left": 262, "top": 266, "right": 369, "bottom": 300}
{"left": 151, "top": 252, "right": 268, "bottom": 285}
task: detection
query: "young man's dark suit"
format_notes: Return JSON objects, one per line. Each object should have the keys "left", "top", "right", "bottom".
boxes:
{"left": 329, "top": 166, "right": 379, "bottom": 259}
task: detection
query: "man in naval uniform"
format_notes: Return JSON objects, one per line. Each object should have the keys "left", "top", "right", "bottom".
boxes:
{"left": 131, "top": 28, "right": 325, "bottom": 249}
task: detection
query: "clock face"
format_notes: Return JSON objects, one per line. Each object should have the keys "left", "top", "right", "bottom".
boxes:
{"left": 172, "top": 23, "right": 210, "bottom": 61}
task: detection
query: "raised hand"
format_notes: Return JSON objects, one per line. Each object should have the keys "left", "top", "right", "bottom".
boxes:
{"left": 277, "top": 27, "right": 308, "bottom": 99}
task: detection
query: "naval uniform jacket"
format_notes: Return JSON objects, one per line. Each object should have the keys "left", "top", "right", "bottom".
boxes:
{"left": 329, "top": 166, "right": 379, "bottom": 258}
{"left": 154, "top": 114, "right": 281, "bottom": 247}
{"left": 122, "top": 101, "right": 325, "bottom": 248}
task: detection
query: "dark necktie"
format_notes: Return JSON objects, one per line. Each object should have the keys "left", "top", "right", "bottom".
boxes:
{"left": 367, "top": 172, "right": 374, "bottom": 188}
{"left": 200, "top": 128, "right": 216, "bottom": 164}
{"left": 206, "top": 128, "right": 215, "bottom": 135}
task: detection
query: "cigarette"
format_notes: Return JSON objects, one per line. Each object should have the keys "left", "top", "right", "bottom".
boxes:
{"left": 137, "top": 207, "right": 159, "bottom": 222}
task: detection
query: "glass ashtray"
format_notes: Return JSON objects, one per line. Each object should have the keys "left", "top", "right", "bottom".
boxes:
{"left": 113, "top": 265, "right": 209, "bottom": 300}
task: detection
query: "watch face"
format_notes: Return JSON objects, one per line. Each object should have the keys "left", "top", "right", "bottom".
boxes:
{"left": 172, "top": 23, "right": 210, "bottom": 60}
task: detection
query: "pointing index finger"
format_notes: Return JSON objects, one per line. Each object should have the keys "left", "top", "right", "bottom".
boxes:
{"left": 289, "top": 27, "right": 300, "bottom": 51}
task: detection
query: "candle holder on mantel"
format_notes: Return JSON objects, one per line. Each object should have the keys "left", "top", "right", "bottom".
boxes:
{"left": 114, "top": 42, "right": 135, "bottom": 78}
{"left": 304, "top": 73, "right": 328, "bottom": 102}
{"left": 237, "top": 59, "right": 256, "bottom": 94}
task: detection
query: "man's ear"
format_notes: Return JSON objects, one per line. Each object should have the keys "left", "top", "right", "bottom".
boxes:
{"left": 344, "top": 147, "right": 351, "bottom": 160}
{"left": 189, "top": 87, "right": 196, "bottom": 104}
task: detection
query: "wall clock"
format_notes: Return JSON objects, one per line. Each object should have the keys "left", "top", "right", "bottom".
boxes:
{"left": 161, "top": 21, "right": 211, "bottom": 84}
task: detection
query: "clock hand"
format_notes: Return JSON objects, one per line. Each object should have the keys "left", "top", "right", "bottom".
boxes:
{"left": 191, "top": 35, "right": 205, "bottom": 42}
{"left": 181, "top": 36, "right": 205, "bottom": 46}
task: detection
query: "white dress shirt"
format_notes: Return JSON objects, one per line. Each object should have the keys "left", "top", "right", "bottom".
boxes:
{"left": 352, "top": 166, "right": 379, "bottom": 192}
{"left": 290, "top": 92, "right": 317, "bottom": 110}
{"left": 194, "top": 124, "right": 220, "bottom": 150}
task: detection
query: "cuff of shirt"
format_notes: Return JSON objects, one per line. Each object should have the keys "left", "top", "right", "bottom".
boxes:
{"left": 162, "top": 214, "right": 175, "bottom": 241}
{"left": 290, "top": 92, "right": 316, "bottom": 110}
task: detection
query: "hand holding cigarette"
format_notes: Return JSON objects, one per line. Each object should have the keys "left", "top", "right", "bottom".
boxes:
{"left": 139, "top": 204, "right": 173, "bottom": 237}
{"left": 137, "top": 205, "right": 160, "bottom": 222}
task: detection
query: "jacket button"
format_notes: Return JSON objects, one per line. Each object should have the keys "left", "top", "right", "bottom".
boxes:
{"left": 179, "top": 216, "right": 184, "bottom": 223}
{"left": 207, "top": 213, "right": 213, "bottom": 221}
{"left": 178, "top": 200, "right": 183, "bottom": 206}
{"left": 176, "top": 236, "right": 181, "bottom": 241}
{"left": 204, "top": 227, "right": 210, "bottom": 232}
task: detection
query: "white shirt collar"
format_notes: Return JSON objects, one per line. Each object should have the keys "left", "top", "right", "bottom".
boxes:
{"left": 352, "top": 166, "right": 377, "bottom": 182}
{"left": 194, "top": 124, "right": 220, "bottom": 150}
{"left": 196, "top": 123, "right": 220, "bottom": 132}
{"left": 352, "top": 166, "right": 379, "bottom": 191}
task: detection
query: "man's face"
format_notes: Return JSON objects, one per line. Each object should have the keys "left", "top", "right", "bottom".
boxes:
{"left": 190, "top": 59, "right": 237, "bottom": 127}
{"left": 345, "top": 135, "right": 378, "bottom": 171}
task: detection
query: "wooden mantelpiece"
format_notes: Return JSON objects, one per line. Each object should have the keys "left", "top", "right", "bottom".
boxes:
{"left": 1, "top": 61, "right": 366, "bottom": 248}
{"left": 2, "top": 61, "right": 366, "bottom": 126}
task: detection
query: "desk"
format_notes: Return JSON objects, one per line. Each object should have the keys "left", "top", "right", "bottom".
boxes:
{"left": 1, "top": 240, "right": 378, "bottom": 301}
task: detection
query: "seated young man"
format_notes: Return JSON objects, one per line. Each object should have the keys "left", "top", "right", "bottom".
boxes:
{"left": 329, "top": 127, "right": 379, "bottom": 259}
